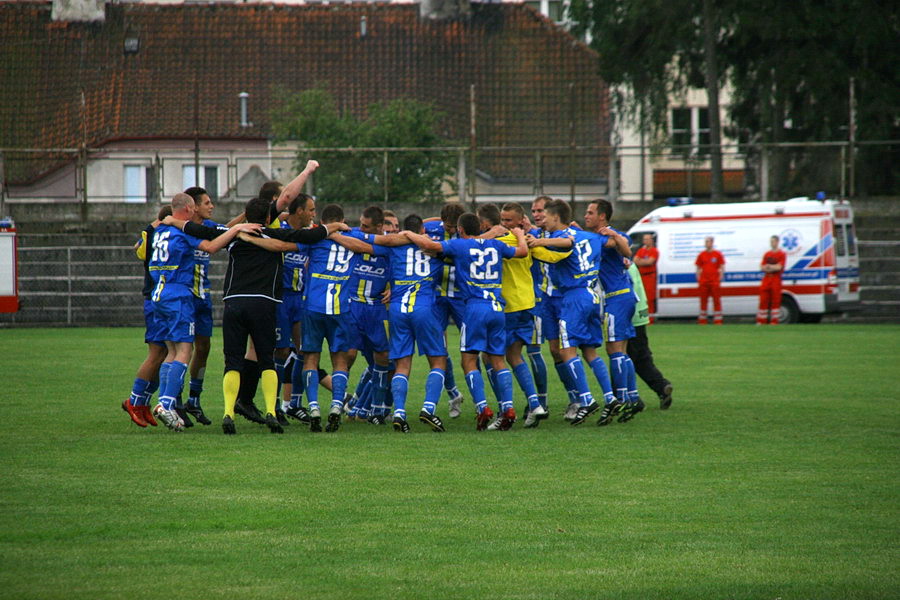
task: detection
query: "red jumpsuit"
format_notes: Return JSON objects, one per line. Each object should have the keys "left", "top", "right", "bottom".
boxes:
{"left": 695, "top": 250, "right": 725, "bottom": 324}
{"left": 635, "top": 246, "right": 659, "bottom": 323}
{"left": 758, "top": 249, "right": 787, "bottom": 324}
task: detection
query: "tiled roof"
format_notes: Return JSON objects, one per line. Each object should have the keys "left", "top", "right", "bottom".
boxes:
{"left": 0, "top": 1, "right": 609, "bottom": 183}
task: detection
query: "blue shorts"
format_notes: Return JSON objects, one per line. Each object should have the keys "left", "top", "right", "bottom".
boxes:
{"left": 193, "top": 295, "right": 214, "bottom": 338}
{"left": 143, "top": 299, "right": 166, "bottom": 346}
{"left": 433, "top": 295, "right": 465, "bottom": 331}
{"left": 389, "top": 303, "right": 446, "bottom": 359}
{"left": 152, "top": 292, "right": 196, "bottom": 344}
{"left": 542, "top": 295, "right": 564, "bottom": 342}
{"left": 559, "top": 288, "right": 604, "bottom": 349}
{"left": 530, "top": 299, "right": 547, "bottom": 345}
{"left": 505, "top": 309, "right": 534, "bottom": 347}
{"left": 603, "top": 291, "right": 637, "bottom": 343}
{"left": 302, "top": 311, "right": 352, "bottom": 353}
{"left": 348, "top": 301, "right": 389, "bottom": 353}
{"left": 276, "top": 291, "right": 305, "bottom": 349}
{"left": 460, "top": 302, "right": 506, "bottom": 355}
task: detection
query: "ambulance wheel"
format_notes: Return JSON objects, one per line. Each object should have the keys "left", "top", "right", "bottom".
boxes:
{"left": 779, "top": 295, "right": 799, "bottom": 324}
{"left": 799, "top": 312, "right": 823, "bottom": 323}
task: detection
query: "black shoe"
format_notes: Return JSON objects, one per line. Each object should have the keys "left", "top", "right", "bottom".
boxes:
{"left": 418, "top": 410, "right": 445, "bottom": 432}
{"left": 234, "top": 399, "right": 265, "bottom": 424}
{"left": 175, "top": 407, "right": 195, "bottom": 428}
{"left": 597, "top": 400, "right": 624, "bottom": 426}
{"left": 285, "top": 405, "right": 310, "bottom": 424}
{"left": 185, "top": 404, "right": 212, "bottom": 426}
{"left": 618, "top": 398, "right": 645, "bottom": 423}
{"left": 265, "top": 413, "right": 284, "bottom": 434}
{"left": 276, "top": 410, "right": 290, "bottom": 427}
{"left": 570, "top": 401, "right": 600, "bottom": 425}
{"left": 367, "top": 414, "right": 388, "bottom": 425}
{"left": 659, "top": 383, "right": 674, "bottom": 410}
{"left": 309, "top": 414, "right": 322, "bottom": 433}
{"left": 325, "top": 408, "right": 342, "bottom": 433}
{"left": 222, "top": 415, "right": 236, "bottom": 435}
{"left": 392, "top": 416, "right": 410, "bottom": 433}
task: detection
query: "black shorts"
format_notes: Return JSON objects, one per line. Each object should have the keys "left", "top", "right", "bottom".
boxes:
{"left": 222, "top": 297, "right": 278, "bottom": 372}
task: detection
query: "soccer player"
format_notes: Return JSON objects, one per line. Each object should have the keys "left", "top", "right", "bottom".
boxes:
{"left": 695, "top": 236, "right": 726, "bottom": 325}
{"left": 525, "top": 196, "right": 554, "bottom": 416}
{"left": 424, "top": 202, "right": 468, "bottom": 418}
{"left": 148, "top": 193, "right": 257, "bottom": 431}
{"left": 122, "top": 204, "right": 172, "bottom": 428}
{"left": 757, "top": 235, "right": 786, "bottom": 325}
{"left": 634, "top": 233, "right": 659, "bottom": 323}
{"left": 383, "top": 210, "right": 400, "bottom": 234}
{"left": 407, "top": 213, "right": 528, "bottom": 431}
{"left": 527, "top": 199, "right": 609, "bottom": 426}
{"left": 584, "top": 199, "right": 640, "bottom": 425}
{"left": 178, "top": 186, "right": 224, "bottom": 427}
{"left": 479, "top": 203, "right": 547, "bottom": 429}
{"left": 343, "top": 206, "right": 393, "bottom": 424}
{"left": 626, "top": 259, "right": 674, "bottom": 410}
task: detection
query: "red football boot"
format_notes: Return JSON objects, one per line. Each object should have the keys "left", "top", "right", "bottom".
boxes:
{"left": 122, "top": 399, "right": 148, "bottom": 428}
{"left": 140, "top": 404, "right": 158, "bottom": 427}
{"left": 475, "top": 406, "right": 494, "bottom": 431}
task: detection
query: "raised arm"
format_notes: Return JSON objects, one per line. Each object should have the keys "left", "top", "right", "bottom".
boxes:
{"left": 275, "top": 160, "right": 319, "bottom": 212}
{"left": 370, "top": 232, "right": 411, "bottom": 247}
{"left": 405, "top": 231, "right": 443, "bottom": 254}
{"left": 527, "top": 234, "right": 573, "bottom": 249}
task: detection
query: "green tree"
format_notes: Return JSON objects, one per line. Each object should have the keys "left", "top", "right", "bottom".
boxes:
{"left": 271, "top": 87, "right": 455, "bottom": 203}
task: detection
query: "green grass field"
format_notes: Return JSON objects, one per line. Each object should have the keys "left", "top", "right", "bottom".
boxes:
{"left": 1, "top": 324, "right": 898, "bottom": 599}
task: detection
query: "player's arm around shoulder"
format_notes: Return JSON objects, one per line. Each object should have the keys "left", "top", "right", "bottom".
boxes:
{"left": 329, "top": 231, "right": 375, "bottom": 255}
{"left": 238, "top": 231, "right": 297, "bottom": 253}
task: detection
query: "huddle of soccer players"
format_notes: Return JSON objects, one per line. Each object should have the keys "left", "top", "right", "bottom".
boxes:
{"left": 123, "top": 166, "right": 645, "bottom": 434}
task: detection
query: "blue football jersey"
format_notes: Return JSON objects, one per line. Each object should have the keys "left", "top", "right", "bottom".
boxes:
{"left": 529, "top": 226, "right": 557, "bottom": 299}
{"left": 372, "top": 242, "right": 443, "bottom": 313}
{"left": 424, "top": 221, "right": 463, "bottom": 299}
{"left": 191, "top": 218, "right": 227, "bottom": 300}
{"left": 439, "top": 237, "right": 516, "bottom": 311}
{"left": 304, "top": 231, "right": 372, "bottom": 315}
{"left": 149, "top": 224, "right": 203, "bottom": 298}
{"left": 279, "top": 221, "right": 311, "bottom": 293}
{"left": 596, "top": 227, "right": 632, "bottom": 294}
{"left": 547, "top": 227, "right": 608, "bottom": 292}
{"left": 346, "top": 227, "right": 391, "bottom": 304}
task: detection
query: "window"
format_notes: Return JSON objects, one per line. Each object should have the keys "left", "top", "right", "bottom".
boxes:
{"left": 124, "top": 165, "right": 155, "bottom": 203}
{"left": 671, "top": 108, "right": 691, "bottom": 155}
{"left": 182, "top": 165, "right": 219, "bottom": 199}
{"left": 846, "top": 224, "right": 857, "bottom": 256}
{"left": 835, "top": 224, "right": 847, "bottom": 256}
{"left": 527, "top": 0, "right": 564, "bottom": 22}
{"left": 671, "top": 106, "right": 711, "bottom": 157}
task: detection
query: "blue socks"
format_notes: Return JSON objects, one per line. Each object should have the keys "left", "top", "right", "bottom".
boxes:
{"left": 371, "top": 365, "right": 390, "bottom": 417}
{"left": 554, "top": 361, "right": 577, "bottom": 405}
{"left": 423, "top": 368, "right": 445, "bottom": 414}
{"left": 303, "top": 369, "right": 320, "bottom": 412}
{"left": 392, "top": 374, "right": 409, "bottom": 420}
{"left": 158, "top": 360, "right": 187, "bottom": 411}
{"left": 495, "top": 368, "right": 513, "bottom": 412}
{"left": 527, "top": 345, "right": 548, "bottom": 408}
{"left": 290, "top": 353, "right": 305, "bottom": 409}
{"left": 331, "top": 371, "right": 349, "bottom": 411}
{"left": 129, "top": 378, "right": 150, "bottom": 407}
{"left": 588, "top": 357, "right": 615, "bottom": 403}
{"left": 465, "top": 369, "right": 488, "bottom": 413}
{"left": 188, "top": 377, "right": 204, "bottom": 407}
{"left": 563, "top": 357, "right": 593, "bottom": 406}
{"left": 609, "top": 352, "right": 631, "bottom": 402}
{"left": 512, "top": 362, "right": 541, "bottom": 410}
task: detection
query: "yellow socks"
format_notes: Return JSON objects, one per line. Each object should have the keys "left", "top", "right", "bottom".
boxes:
{"left": 260, "top": 369, "right": 278, "bottom": 417}
{"left": 223, "top": 370, "right": 241, "bottom": 418}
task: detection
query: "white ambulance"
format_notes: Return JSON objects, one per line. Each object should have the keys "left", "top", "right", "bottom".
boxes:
{"left": 627, "top": 198, "right": 861, "bottom": 323}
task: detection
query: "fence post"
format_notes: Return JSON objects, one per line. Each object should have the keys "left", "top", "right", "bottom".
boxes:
{"left": 457, "top": 149, "right": 467, "bottom": 204}
{"left": 67, "top": 247, "right": 73, "bottom": 325}
{"left": 533, "top": 150, "right": 543, "bottom": 196}
{"left": 383, "top": 150, "right": 389, "bottom": 206}
{"left": 608, "top": 145, "right": 618, "bottom": 203}
{"left": 760, "top": 145, "right": 769, "bottom": 203}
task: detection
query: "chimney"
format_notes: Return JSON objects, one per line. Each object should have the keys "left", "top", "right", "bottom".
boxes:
{"left": 52, "top": 0, "right": 105, "bottom": 22}
{"left": 239, "top": 92, "right": 251, "bottom": 128}
{"left": 419, "top": 0, "right": 471, "bottom": 20}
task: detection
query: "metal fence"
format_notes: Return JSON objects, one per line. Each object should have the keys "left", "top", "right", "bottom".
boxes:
{"left": 1, "top": 141, "right": 896, "bottom": 212}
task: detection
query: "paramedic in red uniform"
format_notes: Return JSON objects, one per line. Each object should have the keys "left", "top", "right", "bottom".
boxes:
{"left": 757, "top": 235, "right": 787, "bottom": 324}
{"left": 695, "top": 236, "right": 725, "bottom": 325}
{"left": 634, "top": 233, "right": 659, "bottom": 323}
